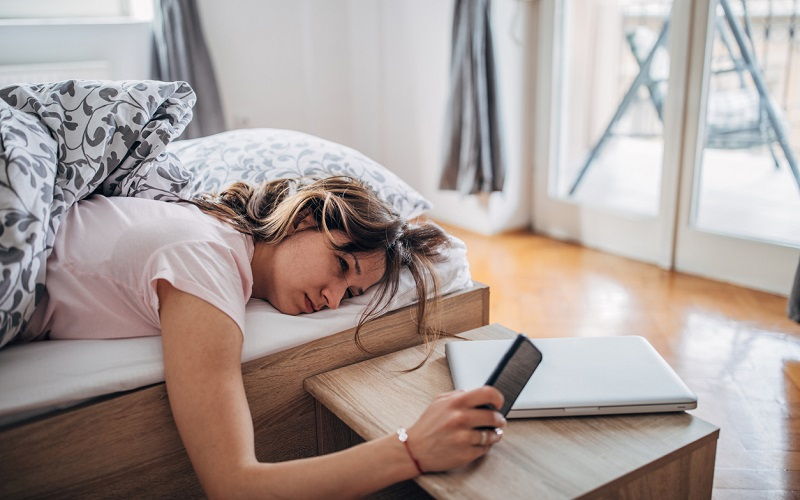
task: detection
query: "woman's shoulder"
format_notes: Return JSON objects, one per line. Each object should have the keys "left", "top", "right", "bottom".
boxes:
{"left": 63, "top": 195, "right": 253, "bottom": 261}
{"left": 82, "top": 195, "right": 200, "bottom": 217}
{"left": 75, "top": 195, "right": 226, "bottom": 232}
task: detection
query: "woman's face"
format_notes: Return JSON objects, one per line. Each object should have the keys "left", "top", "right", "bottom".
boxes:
{"left": 252, "top": 227, "right": 387, "bottom": 315}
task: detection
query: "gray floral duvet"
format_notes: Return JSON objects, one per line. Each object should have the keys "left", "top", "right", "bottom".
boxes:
{"left": 0, "top": 80, "right": 197, "bottom": 348}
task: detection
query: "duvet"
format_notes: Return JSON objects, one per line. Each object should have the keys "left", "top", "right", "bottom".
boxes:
{"left": 0, "top": 80, "right": 197, "bottom": 348}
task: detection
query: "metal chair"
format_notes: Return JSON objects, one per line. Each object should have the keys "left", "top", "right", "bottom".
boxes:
{"left": 568, "top": 0, "right": 800, "bottom": 196}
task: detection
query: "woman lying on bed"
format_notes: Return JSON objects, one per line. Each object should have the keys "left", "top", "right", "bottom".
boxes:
{"left": 22, "top": 176, "right": 506, "bottom": 498}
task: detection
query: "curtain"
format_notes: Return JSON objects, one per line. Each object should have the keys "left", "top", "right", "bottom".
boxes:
{"left": 440, "top": 0, "right": 505, "bottom": 194}
{"left": 790, "top": 258, "right": 800, "bottom": 322}
{"left": 152, "top": 0, "right": 225, "bottom": 139}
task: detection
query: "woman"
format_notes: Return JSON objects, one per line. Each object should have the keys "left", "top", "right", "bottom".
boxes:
{"left": 24, "top": 176, "right": 506, "bottom": 497}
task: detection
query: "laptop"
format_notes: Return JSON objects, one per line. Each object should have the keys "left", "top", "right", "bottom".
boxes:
{"left": 446, "top": 336, "right": 697, "bottom": 418}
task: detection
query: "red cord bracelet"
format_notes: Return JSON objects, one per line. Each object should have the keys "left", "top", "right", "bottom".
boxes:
{"left": 396, "top": 428, "right": 424, "bottom": 475}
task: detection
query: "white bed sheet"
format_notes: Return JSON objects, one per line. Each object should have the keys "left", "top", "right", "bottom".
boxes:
{"left": 0, "top": 237, "right": 472, "bottom": 427}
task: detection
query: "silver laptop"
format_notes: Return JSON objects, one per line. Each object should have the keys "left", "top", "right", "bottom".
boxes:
{"left": 446, "top": 336, "right": 697, "bottom": 418}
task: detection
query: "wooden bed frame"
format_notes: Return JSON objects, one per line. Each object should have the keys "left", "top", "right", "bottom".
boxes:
{"left": 0, "top": 282, "right": 489, "bottom": 498}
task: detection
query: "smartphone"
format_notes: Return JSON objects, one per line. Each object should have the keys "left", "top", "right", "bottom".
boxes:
{"left": 480, "top": 334, "right": 543, "bottom": 417}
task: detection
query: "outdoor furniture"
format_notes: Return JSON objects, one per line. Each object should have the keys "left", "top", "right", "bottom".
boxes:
{"left": 568, "top": 0, "right": 800, "bottom": 196}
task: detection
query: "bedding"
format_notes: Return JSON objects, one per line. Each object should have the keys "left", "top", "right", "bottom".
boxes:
{"left": 0, "top": 237, "right": 472, "bottom": 427}
{"left": 167, "top": 128, "right": 433, "bottom": 219}
{"left": 0, "top": 79, "right": 433, "bottom": 350}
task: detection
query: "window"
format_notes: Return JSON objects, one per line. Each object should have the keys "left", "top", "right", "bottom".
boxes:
{"left": 0, "top": 0, "right": 153, "bottom": 21}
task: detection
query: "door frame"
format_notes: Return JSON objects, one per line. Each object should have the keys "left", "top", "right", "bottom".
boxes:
{"left": 673, "top": 0, "right": 800, "bottom": 295}
{"left": 532, "top": 0, "right": 695, "bottom": 268}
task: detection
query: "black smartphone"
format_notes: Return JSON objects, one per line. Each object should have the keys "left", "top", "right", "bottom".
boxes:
{"left": 480, "top": 334, "right": 543, "bottom": 417}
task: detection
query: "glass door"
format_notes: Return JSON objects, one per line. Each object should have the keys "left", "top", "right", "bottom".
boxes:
{"left": 675, "top": 0, "right": 800, "bottom": 295}
{"left": 534, "top": 0, "right": 800, "bottom": 295}
{"left": 533, "top": 0, "right": 693, "bottom": 267}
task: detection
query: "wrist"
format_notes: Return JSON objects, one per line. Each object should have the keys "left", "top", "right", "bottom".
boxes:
{"left": 374, "top": 432, "right": 421, "bottom": 482}
{"left": 396, "top": 427, "right": 425, "bottom": 477}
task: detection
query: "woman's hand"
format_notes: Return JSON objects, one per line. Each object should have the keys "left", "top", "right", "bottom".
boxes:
{"left": 405, "top": 386, "right": 506, "bottom": 473}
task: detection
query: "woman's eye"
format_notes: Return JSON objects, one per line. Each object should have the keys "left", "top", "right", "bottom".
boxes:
{"left": 337, "top": 256, "right": 349, "bottom": 273}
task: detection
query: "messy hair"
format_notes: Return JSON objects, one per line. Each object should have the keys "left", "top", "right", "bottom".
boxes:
{"left": 184, "top": 176, "right": 451, "bottom": 369}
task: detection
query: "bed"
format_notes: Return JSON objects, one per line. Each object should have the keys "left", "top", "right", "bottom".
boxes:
{"left": 0, "top": 80, "right": 489, "bottom": 497}
{"left": 0, "top": 283, "right": 489, "bottom": 498}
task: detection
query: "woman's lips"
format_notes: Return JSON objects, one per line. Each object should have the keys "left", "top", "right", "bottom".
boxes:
{"left": 304, "top": 294, "right": 314, "bottom": 314}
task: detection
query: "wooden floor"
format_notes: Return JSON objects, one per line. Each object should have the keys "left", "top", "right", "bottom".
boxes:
{"left": 437, "top": 222, "right": 800, "bottom": 499}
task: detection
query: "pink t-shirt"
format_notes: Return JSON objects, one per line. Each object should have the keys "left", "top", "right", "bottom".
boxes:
{"left": 24, "top": 196, "right": 255, "bottom": 341}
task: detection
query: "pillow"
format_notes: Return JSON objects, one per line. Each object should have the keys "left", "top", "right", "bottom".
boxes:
{"left": 167, "top": 128, "right": 433, "bottom": 219}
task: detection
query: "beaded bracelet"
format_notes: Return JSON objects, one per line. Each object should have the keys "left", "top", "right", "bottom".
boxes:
{"left": 395, "top": 427, "right": 424, "bottom": 475}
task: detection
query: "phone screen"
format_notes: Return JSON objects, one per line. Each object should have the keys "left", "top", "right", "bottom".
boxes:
{"left": 484, "top": 334, "right": 543, "bottom": 416}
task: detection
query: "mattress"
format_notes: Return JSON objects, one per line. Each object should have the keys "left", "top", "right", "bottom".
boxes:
{"left": 0, "top": 237, "right": 472, "bottom": 427}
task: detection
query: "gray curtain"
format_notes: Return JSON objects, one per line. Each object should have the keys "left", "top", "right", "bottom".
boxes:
{"left": 790, "top": 258, "right": 800, "bottom": 322}
{"left": 152, "top": 0, "right": 225, "bottom": 139}
{"left": 440, "top": 0, "right": 505, "bottom": 194}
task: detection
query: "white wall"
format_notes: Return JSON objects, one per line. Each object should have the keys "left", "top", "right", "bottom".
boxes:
{"left": 196, "top": 0, "right": 358, "bottom": 150}
{"left": 0, "top": 2, "right": 537, "bottom": 235}
{"left": 198, "top": 0, "right": 537, "bottom": 235}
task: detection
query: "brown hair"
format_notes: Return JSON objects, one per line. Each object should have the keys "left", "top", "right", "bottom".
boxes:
{"left": 184, "top": 176, "right": 451, "bottom": 369}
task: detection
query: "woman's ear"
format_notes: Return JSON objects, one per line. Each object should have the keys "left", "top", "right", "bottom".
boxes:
{"left": 292, "top": 214, "right": 317, "bottom": 233}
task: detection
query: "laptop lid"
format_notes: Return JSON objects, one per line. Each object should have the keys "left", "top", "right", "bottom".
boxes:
{"left": 446, "top": 336, "right": 697, "bottom": 418}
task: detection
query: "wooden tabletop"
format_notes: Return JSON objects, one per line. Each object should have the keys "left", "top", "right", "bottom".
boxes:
{"left": 304, "top": 324, "right": 720, "bottom": 498}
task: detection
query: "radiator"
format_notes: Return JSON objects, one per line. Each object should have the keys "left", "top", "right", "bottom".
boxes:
{"left": 0, "top": 61, "right": 112, "bottom": 87}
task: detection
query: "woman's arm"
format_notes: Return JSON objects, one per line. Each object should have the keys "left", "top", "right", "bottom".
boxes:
{"left": 157, "top": 280, "right": 504, "bottom": 499}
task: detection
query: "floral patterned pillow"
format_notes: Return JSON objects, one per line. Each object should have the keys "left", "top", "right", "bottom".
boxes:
{"left": 168, "top": 128, "right": 433, "bottom": 219}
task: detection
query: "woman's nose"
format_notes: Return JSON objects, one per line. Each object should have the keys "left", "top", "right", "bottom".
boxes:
{"left": 322, "top": 280, "right": 347, "bottom": 310}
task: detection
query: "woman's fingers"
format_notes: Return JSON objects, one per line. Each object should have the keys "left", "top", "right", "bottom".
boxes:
{"left": 460, "top": 408, "right": 507, "bottom": 430}
{"left": 406, "top": 388, "right": 509, "bottom": 472}
{"left": 455, "top": 385, "right": 505, "bottom": 411}
{"left": 471, "top": 428, "right": 504, "bottom": 447}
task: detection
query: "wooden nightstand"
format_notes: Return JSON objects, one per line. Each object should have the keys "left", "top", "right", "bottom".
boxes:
{"left": 304, "top": 324, "right": 719, "bottom": 499}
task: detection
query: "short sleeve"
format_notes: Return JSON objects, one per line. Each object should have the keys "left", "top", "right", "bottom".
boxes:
{"left": 145, "top": 240, "right": 250, "bottom": 337}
